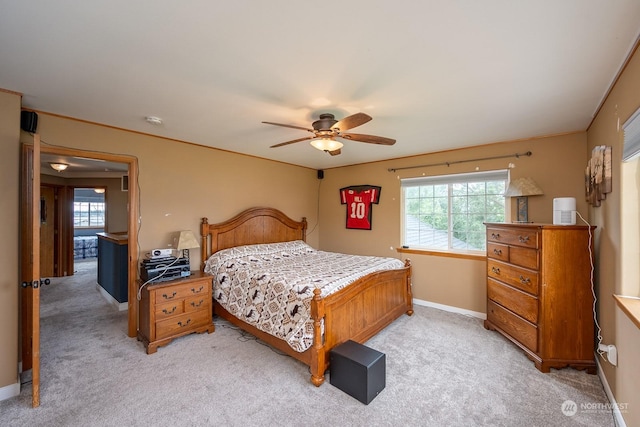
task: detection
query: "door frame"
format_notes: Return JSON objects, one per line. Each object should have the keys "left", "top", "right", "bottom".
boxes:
{"left": 23, "top": 144, "right": 139, "bottom": 337}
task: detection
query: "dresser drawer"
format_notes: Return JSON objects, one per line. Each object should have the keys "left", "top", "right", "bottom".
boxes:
{"left": 486, "top": 227, "right": 539, "bottom": 249}
{"left": 156, "top": 309, "right": 211, "bottom": 340}
{"left": 153, "top": 280, "right": 210, "bottom": 302}
{"left": 508, "top": 246, "right": 539, "bottom": 270}
{"left": 487, "top": 278, "right": 538, "bottom": 324}
{"left": 487, "top": 242, "right": 509, "bottom": 262}
{"left": 487, "top": 300, "right": 537, "bottom": 352}
{"left": 487, "top": 259, "right": 539, "bottom": 295}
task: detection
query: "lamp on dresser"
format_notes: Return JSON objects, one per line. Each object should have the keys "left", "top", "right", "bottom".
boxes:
{"left": 503, "top": 177, "right": 543, "bottom": 223}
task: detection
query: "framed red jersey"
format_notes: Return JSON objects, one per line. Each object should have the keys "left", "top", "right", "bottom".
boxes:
{"left": 340, "top": 185, "right": 382, "bottom": 230}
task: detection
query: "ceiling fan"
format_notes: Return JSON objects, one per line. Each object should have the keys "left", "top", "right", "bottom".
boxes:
{"left": 262, "top": 112, "right": 395, "bottom": 156}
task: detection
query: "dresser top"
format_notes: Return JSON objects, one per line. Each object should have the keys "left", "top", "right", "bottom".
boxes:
{"left": 484, "top": 222, "right": 595, "bottom": 230}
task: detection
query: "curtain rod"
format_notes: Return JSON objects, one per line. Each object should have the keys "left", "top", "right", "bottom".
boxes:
{"left": 387, "top": 151, "right": 532, "bottom": 172}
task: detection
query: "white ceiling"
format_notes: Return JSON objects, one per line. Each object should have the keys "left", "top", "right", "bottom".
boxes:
{"left": 2, "top": 1, "right": 640, "bottom": 170}
{"left": 40, "top": 152, "right": 128, "bottom": 178}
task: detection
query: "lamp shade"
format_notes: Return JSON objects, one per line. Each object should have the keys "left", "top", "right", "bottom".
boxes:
{"left": 176, "top": 230, "right": 200, "bottom": 251}
{"left": 504, "top": 177, "right": 544, "bottom": 197}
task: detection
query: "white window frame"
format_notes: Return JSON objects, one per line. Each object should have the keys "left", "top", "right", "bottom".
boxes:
{"left": 401, "top": 169, "right": 508, "bottom": 253}
{"left": 73, "top": 201, "right": 106, "bottom": 228}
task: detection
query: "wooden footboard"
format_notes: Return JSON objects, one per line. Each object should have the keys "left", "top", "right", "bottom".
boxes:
{"left": 201, "top": 207, "right": 413, "bottom": 386}
{"left": 309, "top": 259, "right": 412, "bottom": 386}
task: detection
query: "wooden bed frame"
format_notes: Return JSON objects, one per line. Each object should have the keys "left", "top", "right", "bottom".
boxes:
{"left": 200, "top": 207, "right": 413, "bottom": 386}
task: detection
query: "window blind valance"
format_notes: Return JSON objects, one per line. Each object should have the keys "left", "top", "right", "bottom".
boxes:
{"left": 401, "top": 169, "right": 509, "bottom": 188}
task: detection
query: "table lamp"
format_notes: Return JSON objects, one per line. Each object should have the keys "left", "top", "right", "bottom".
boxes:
{"left": 175, "top": 230, "right": 200, "bottom": 260}
{"left": 504, "top": 177, "right": 544, "bottom": 223}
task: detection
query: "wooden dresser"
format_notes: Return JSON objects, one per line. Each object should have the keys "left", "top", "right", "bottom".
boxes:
{"left": 138, "top": 271, "right": 215, "bottom": 354}
{"left": 484, "top": 223, "right": 596, "bottom": 373}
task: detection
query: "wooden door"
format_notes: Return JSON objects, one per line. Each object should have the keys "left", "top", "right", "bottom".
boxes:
{"left": 19, "top": 136, "right": 41, "bottom": 407}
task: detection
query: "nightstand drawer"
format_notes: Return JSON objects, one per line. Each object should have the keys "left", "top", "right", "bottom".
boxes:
{"left": 185, "top": 295, "right": 208, "bottom": 312}
{"left": 487, "top": 259, "right": 539, "bottom": 296}
{"left": 487, "top": 278, "right": 538, "bottom": 324}
{"left": 153, "top": 281, "right": 209, "bottom": 302}
{"left": 155, "top": 300, "right": 185, "bottom": 320}
{"left": 156, "top": 310, "right": 211, "bottom": 340}
{"left": 487, "top": 300, "right": 537, "bottom": 353}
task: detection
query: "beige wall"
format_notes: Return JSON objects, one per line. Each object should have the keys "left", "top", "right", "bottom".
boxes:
{"left": 0, "top": 90, "right": 20, "bottom": 392}
{"left": 27, "top": 114, "right": 320, "bottom": 261}
{"left": 587, "top": 44, "right": 640, "bottom": 426}
{"left": 319, "top": 133, "right": 588, "bottom": 313}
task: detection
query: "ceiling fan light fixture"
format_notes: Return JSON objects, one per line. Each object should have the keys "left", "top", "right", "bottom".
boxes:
{"left": 50, "top": 162, "right": 68, "bottom": 172}
{"left": 310, "top": 138, "right": 343, "bottom": 152}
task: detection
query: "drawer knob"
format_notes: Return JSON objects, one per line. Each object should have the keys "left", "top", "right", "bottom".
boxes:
{"left": 162, "top": 292, "right": 177, "bottom": 300}
{"left": 191, "top": 286, "right": 204, "bottom": 294}
{"left": 177, "top": 319, "right": 192, "bottom": 328}
{"left": 491, "top": 233, "right": 500, "bottom": 239}
{"left": 493, "top": 248, "right": 502, "bottom": 255}
{"left": 191, "top": 300, "right": 204, "bottom": 308}
{"left": 491, "top": 266, "right": 500, "bottom": 274}
{"left": 162, "top": 306, "right": 177, "bottom": 315}
{"left": 519, "top": 275, "right": 531, "bottom": 285}
{"left": 518, "top": 235, "right": 530, "bottom": 243}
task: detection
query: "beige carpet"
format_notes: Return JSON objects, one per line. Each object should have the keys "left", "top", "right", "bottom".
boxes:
{"left": 1, "top": 260, "right": 615, "bottom": 426}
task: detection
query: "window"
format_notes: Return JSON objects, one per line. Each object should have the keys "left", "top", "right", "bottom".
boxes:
{"left": 73, "top": 188, "right": 105, "bottom": 228}
{"left": 401, "top": 170, "right": 508, "bottom": 252}
{"left": 621, "top": 107, "right": 640, "bottom": 297}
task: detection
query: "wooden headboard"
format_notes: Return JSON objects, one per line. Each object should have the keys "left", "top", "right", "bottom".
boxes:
{"left": 200, "top": 207, "right": 307, "bottom": 265}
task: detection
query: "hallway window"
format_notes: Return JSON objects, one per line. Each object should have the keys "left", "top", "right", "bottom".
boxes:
{"left": 74, "top": 188, "right": 105, "bottom": 228}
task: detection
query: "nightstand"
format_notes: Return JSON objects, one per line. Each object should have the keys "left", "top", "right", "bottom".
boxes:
{"left": 138, "top": 271, "right": 215, "bottom": 354}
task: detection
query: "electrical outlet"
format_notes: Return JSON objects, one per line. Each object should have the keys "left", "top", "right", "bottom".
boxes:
{"left": 598, "top": 344, "right": 618, "bottom": 366}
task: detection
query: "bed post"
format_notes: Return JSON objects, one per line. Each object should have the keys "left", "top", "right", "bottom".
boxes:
{"left": 404, "top": 259, "right": 414, "bottom": 316}
{"left": 301, "top": 217, "right": 307, "bottom": 241}
{"left": 310, "top": 288, "right": 325, "bottom": 386}
{"left": 200, "top": 217, "right": 209, "bottom": 269}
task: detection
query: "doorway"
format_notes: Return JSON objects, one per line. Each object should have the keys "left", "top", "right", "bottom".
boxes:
{"left": 33, "top": 146, "right": 139, "bottom": 336}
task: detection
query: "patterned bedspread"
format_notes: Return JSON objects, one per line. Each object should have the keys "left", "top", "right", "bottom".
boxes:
{"left": 203, "top": 240, "right": 405, "bottom": 353}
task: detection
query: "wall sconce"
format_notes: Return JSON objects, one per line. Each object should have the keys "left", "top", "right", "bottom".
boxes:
{"left": 175, "top": 230, "right": 200, "bottom": 260}
{"left": 50, "top": 163, "right": 68, "bottom": 172}
{"left": 94, "top": 188, "right": 106, "bottom": 194}
{"left": 504, "top": 177, "right": 544, "bottom": 223}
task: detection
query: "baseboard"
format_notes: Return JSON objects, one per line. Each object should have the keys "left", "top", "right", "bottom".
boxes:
{"left": 96, "top": 284, "right": 128, "bottom": 311}
{"left": 413, "top": 298, "right": 487, "bottom": 320}
{"left": 0, "top": 381, "right": 20, "bottom": 402}
{"left": 596, "top": 356, "right": 627, "bottom": 427}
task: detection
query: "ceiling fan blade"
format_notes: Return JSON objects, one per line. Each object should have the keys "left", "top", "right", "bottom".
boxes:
{"left": 331, "top": 113, "right": 372, "bottom": 131}
{"left": 262, "top": 121, "right": 314, "bottom": 132}
{"left": 328, "top": 149, "right": 342, "bottom": 156}
{"left": 341, "top": 133, "right": 396, "bottom": 145}
{"left": 270, "top": 135, "right": 315, "bottom": 148}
